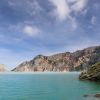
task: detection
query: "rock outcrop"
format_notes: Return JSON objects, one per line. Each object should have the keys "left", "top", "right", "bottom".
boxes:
{"left": 0, "top": 64, "right": 6, "bottom": 72}
{"left": 12, "top": 45, "right": 100, "bottom": 72}
{"left": 79, "top": 62, "right": 100, "bottom": 81}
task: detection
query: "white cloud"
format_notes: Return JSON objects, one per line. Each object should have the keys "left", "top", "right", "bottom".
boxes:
{"left": 91, "top": 16, "right": 96, "bottom": 25}
{"left": 8, "top": 24, "right": 41, "bottom": 37}
{"left": 71, "top": 0, "right": 88, "bottom": 12}
{"left": 23, "top": 25, "right": 41, "bottom": 37}
{"left": 67, "top": 0, "right": 77, "bottom": 3}
{"left": 49, "top": 0, "right": 70, "bottom": 21}
{"left": 49, "top": 0, "right": 88, "bottom": 23}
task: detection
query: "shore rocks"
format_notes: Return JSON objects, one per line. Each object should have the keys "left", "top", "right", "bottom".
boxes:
{"left": 94, "top": 93, "right": 100, "bottom": 98}
{"left": 84, "top": 93, "right": 100, "bottom": 98}
{"left": 79, "top": 62, "right": 100, "bottom": 81}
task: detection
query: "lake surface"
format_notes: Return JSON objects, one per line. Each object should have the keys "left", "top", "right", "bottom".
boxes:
{"left": 0, "top": 72, "right": 100, "bottom": 100}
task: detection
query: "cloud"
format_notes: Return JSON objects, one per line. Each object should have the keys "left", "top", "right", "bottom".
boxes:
{"left": 67, "top": 0, "right": 77, "bottom": 3}
{"left": 49, "top": 0, "right": 88, "bottom": 23}
{"left": 91, "top": 16, "right": 96, "bottom": 25}
{"left": 71, "top": 0, "right": 88, "bottom": 12}
{"left": 49, "top": 0, "right": 70, "bottom": 21}
{"left": 23, "top": 25, "right": 41, "bottom": 37}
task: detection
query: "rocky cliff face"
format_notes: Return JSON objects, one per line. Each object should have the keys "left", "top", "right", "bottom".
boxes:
{"left": 0, "top": 64, "right": 6, "bottom": 72}
{"left": 12, "top": 46, "right": 100, "bottom": 72}
{"left": 79, "top": 62, "right": 100, "bottom": 81}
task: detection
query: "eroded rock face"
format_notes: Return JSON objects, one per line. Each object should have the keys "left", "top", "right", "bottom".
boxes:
{"left": 79, "top": 62, "right": 100, "bottom": 81}
{"left": 0, "top": 64, "right": 6, "bottom": 72}
{"left": 12, "top": 46, "right": 100, "bottom": 72}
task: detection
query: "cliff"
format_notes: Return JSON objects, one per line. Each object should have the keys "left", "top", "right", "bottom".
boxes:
{"left": 12, "top": 45, "right": 100, "bottom": 72}
{"left": 0, "top": 64, "right": 6, "bottom": 72}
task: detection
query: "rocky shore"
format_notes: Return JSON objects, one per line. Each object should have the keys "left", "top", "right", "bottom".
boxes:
{"left": 79, "top": 62, "right": 100, "bottom": 81}
{"left": 84, "top": 93, "right": 100, "bottom": 99}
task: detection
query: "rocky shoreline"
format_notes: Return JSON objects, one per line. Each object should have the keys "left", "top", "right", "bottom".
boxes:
{"left": 79, "top": 62, "right": 100, "bottom": 81}
{"left": 84, "top": 93, "right": 100, "bottom": 99}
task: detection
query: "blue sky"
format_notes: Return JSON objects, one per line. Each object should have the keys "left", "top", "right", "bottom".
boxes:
{"left": 0, "top": 0, "right": 100, "bottom": 68}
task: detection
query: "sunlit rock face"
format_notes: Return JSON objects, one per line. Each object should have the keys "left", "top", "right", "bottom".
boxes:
{"left": 0, "top": 64, "right": 6, "bottom": 72}
{"left": 12, "top": 46, "right": 100, "bottom": 72}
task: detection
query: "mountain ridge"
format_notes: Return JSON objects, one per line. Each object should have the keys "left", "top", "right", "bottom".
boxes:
{"left": 12, "top": 45, "right": 100, "bottom": 72}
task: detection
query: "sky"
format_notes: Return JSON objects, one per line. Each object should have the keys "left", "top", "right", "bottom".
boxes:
{"left": 0, "top": 0, "right": 100, "bottom": 69}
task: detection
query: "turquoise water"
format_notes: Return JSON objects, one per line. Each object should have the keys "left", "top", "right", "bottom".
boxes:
{"left": 0, "top": 72, "right": 100, "bottom": 100}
